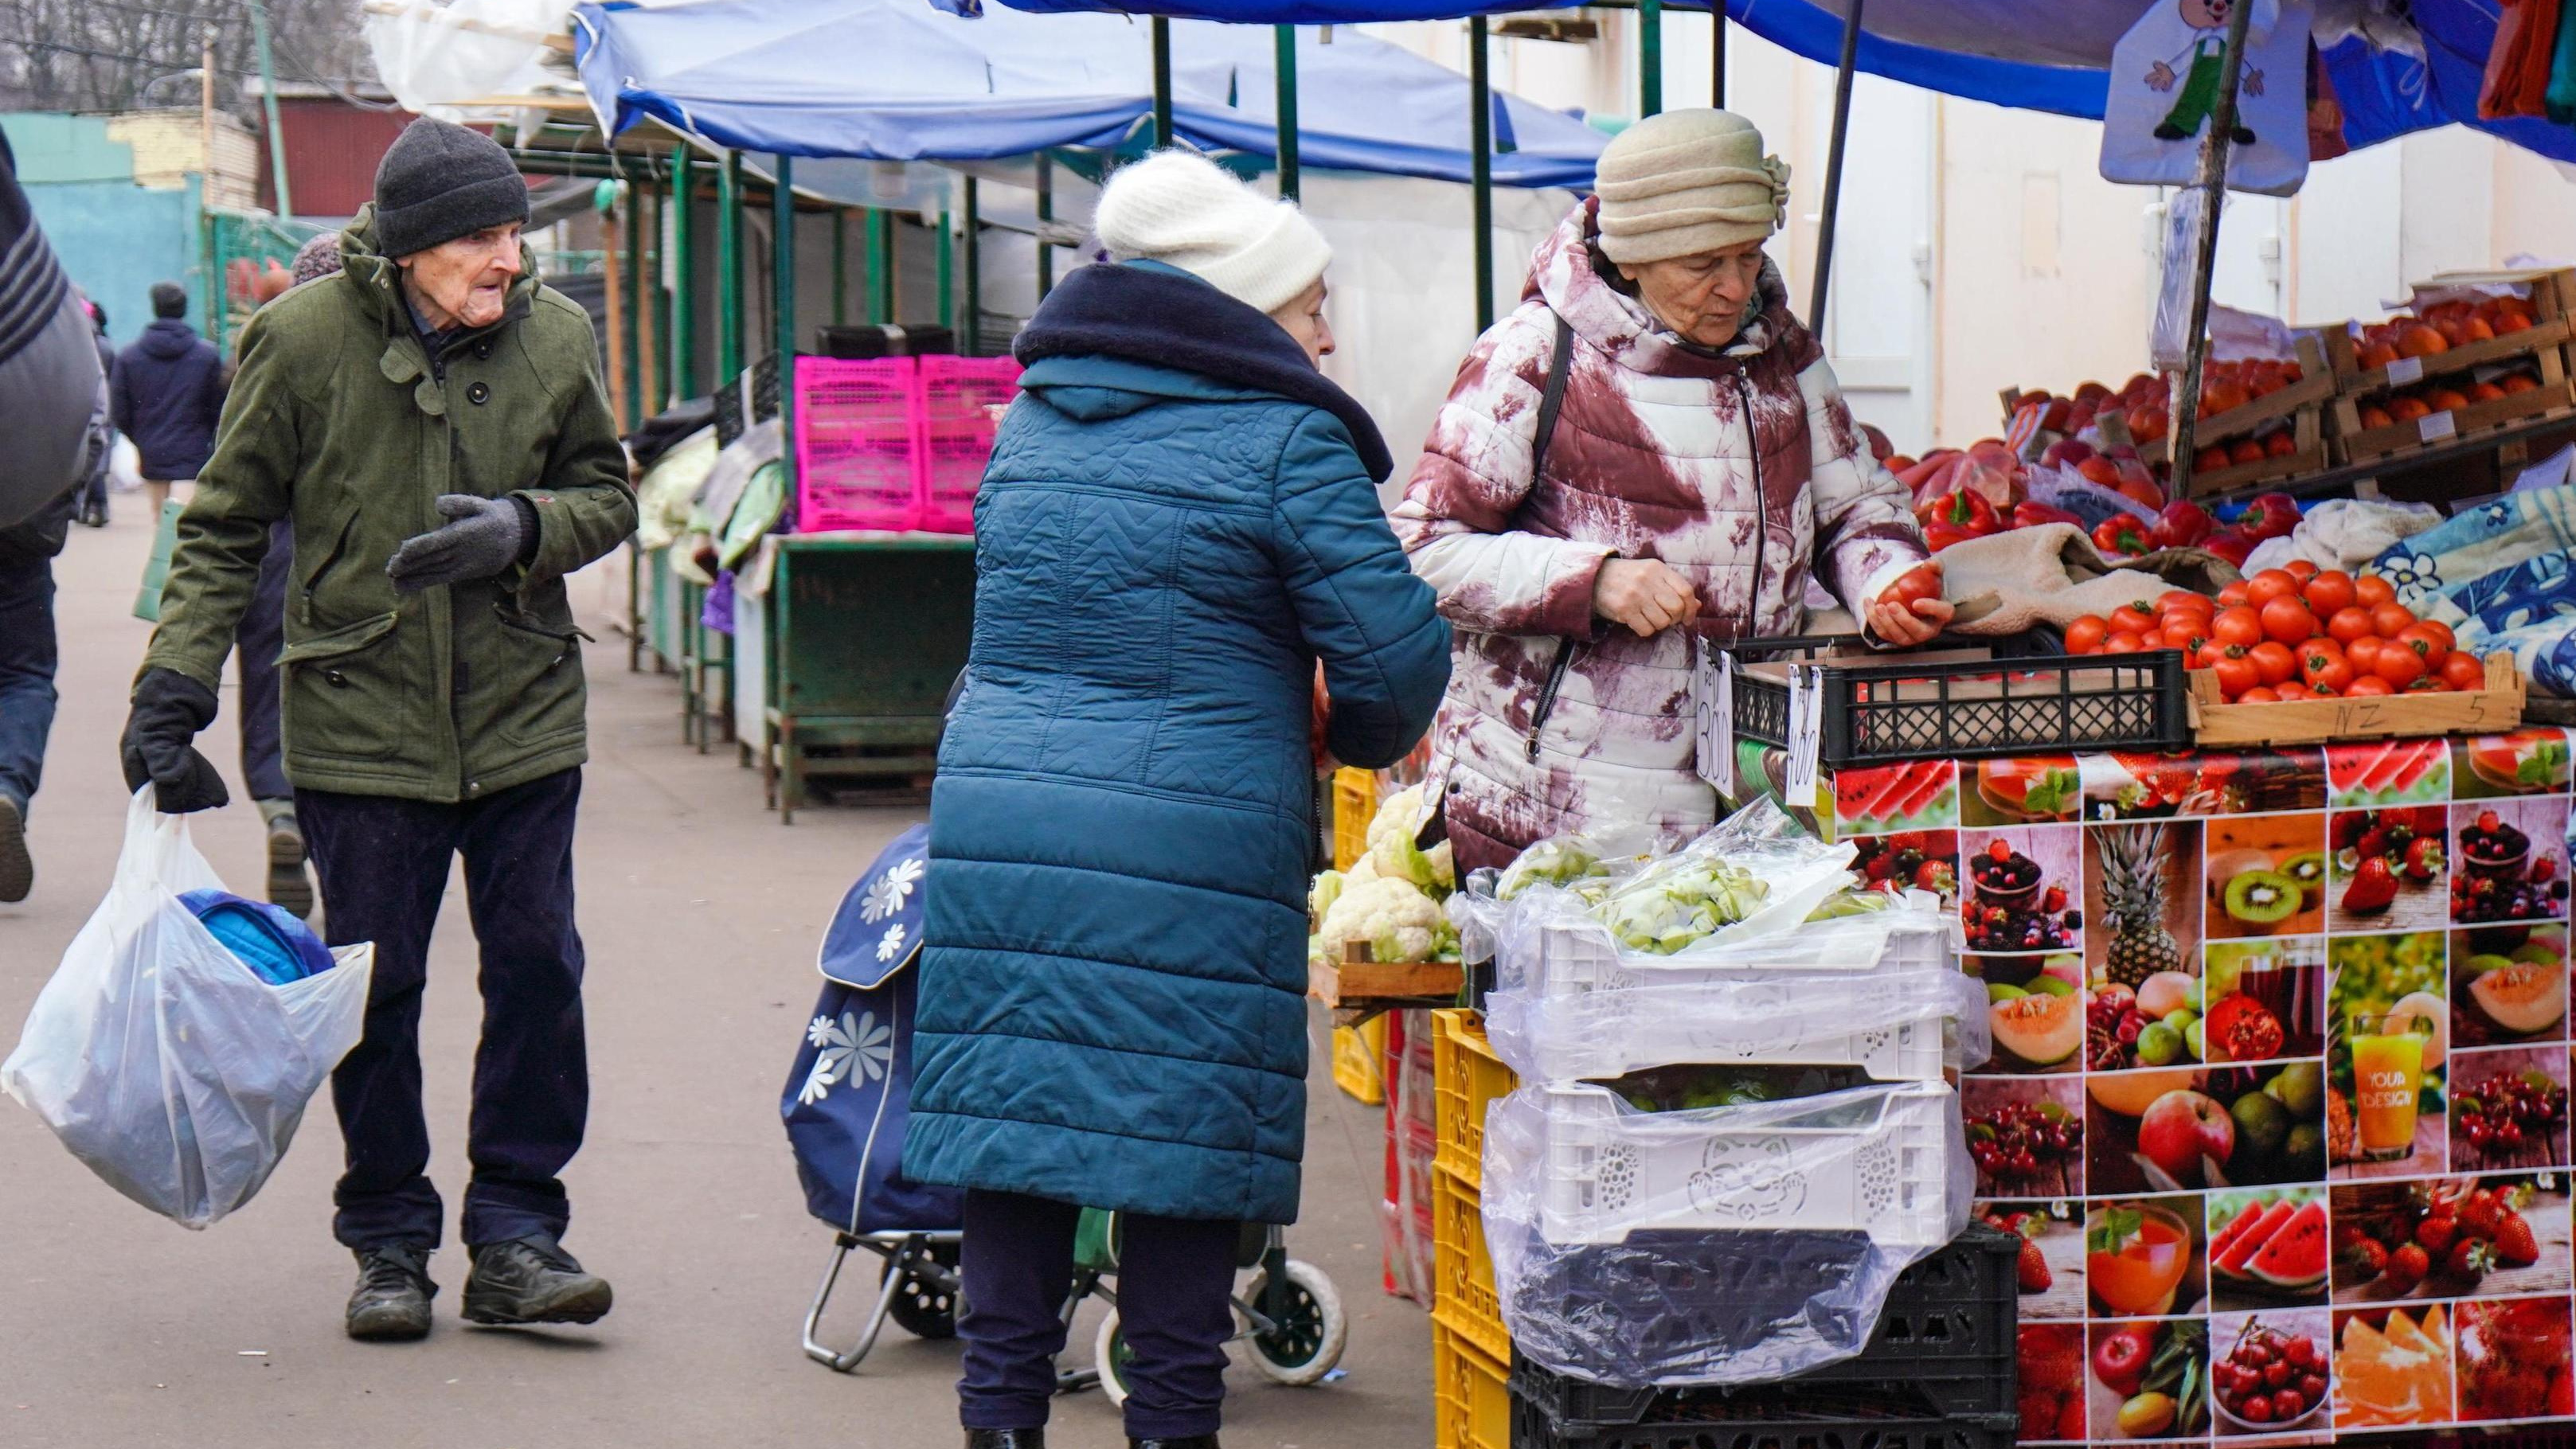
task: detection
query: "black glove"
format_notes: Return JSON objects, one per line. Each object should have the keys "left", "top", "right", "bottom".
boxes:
{"left": 120, "top": 667, "right": 229, "bottom": 814}
{"left": 385, "top": 494, "right": 537, "bottom": 593}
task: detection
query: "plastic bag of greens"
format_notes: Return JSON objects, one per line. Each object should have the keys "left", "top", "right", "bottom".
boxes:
{"left": 1, "top": 789, "right": 373, "bottom": 1228}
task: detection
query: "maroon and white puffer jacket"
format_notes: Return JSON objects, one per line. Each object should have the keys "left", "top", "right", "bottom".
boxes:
{"left": 1393, "top": 198, "right": 1927, "bottom": 873}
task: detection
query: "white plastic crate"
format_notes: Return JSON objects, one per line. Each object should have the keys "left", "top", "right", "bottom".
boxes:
{"left": 1501, "top": 906, "right": 1956, "bottom": 1002}
{"left": 1524, "top": 1081, "right": 1959, "bottom": 1248}
{"left": 1492, "top": 992, "right": 1956, "bottom": 1084}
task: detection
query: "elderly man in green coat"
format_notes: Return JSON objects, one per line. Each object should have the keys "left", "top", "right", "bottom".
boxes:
{"left": 121, "top": 119, "right": 636, "bottom": 1342}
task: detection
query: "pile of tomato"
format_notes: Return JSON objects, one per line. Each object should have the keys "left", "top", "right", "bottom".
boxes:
{"left": 2063, "top": 564, "right": 2485, "bottom": 704}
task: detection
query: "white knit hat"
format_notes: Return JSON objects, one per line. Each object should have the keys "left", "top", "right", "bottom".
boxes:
{"left": 1093, "top": 150, "right": 1332, "bottom": 316}
{"left": 1594, "top": 109, "right": 1790, "bottom": 265}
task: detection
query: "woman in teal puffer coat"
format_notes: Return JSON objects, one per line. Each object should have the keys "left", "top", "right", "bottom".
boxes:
{"left": 905, "top": 151, "right": 1450, "bottom": 1449}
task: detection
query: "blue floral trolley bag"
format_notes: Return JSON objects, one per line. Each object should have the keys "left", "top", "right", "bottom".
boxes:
{"left": 784, "top": 824, "right": 966, "bottom": 1370}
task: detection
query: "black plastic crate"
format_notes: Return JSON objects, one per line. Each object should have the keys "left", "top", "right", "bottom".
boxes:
{"left": 1719, "top": 636, "right": 2187, "bottom": 767}
{"left": 815, "top": 322, "right": 956, "bottom": 359}
{"left": 1508, "top": 1388, "right": 2015, "bottom": 1449}
{"left": 1511, "top": 1226, "right": 2019, "bottom": 1422}
{"left": 712, "top": 353, "right": 781, "bottom": 447}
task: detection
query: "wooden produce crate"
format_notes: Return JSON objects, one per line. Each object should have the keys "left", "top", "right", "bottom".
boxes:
{"left": 2322, "top": 266, "right": 2576, "bottom": 396}
{"left": 2331, "top": 346, "right": 2576, "bottom": 469}
{"left": 2136, "top": 333, "right": 2335, "bottom": 462}
{"left": 2188, "top": 654, "right": 2527, "bottom": 747}
{"left": 1308, "top": 941, "right": 1462, "bottom": 1017}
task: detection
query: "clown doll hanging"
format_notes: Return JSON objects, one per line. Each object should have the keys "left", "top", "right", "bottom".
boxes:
{"left": 2101, "top": 0, "right": 2316, "bottom": 196}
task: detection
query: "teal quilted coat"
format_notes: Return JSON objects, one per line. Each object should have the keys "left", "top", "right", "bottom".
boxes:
{"left": 905, "top": 263, "right": 1450, "bottom": 1224}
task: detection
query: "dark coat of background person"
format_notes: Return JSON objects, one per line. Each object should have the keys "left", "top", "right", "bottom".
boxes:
{"left": 111, "top": 314, "right": 228, "bottom": 481}
{"left": 905, "top": 262, "right": 1451, "bottom": 1228}
{"left": 0, "top": 130, "right": 103, "bottom": 529}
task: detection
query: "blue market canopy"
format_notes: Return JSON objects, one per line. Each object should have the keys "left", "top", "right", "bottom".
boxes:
{"left": 571, "top": 0, "right": 1608, "bottom": 186}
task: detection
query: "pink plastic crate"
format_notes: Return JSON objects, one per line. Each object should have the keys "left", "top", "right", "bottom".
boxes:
{"left": 917, "top": 354, "right": 1022, "bottom": 421}
{"left": 913, "top": 356, "right": 1022, "bottom": 534}
{"left": 795, "top": 356, "right": 917, "bottom": 531}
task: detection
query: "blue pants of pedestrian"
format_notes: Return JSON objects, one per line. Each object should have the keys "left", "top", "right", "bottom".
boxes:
{"left": 234, "top": 519, "right": 291, "bottom": 801}
{"left": 300, "top": 767, "right": 589, "bottom": 1252}
{"left": 0, "top": 552, "right": 56, "bottom": 816}
{"left": 959, "top": 1187, "right": 1238, "bottom": 1440}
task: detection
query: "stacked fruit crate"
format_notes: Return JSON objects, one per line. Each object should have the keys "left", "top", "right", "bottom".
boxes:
{"left": 2324, "top": 267, "right": 2576, "bottom": 468}
{"left": 1428, "top": 1010, "right": 1517, "bottom": 1449}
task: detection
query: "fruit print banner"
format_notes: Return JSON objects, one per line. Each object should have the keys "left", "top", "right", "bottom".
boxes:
{"left": 1809, "top": 726, "right": 2576, "bottom": 1446}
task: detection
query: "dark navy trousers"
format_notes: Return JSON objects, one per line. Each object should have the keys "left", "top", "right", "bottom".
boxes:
{"left": 959, "top": 1187, "right": 1238, "bottom": 1439}
{"left": 300, "top": 767, "right": 588, "bottom": 1251}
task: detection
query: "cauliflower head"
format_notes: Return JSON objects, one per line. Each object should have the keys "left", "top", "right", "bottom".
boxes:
{"left": 1363, "top": 784, "right": 1455, "bottom": 893}
{"left": 1315, "top": 874, "right": 1446, "bottom": 964}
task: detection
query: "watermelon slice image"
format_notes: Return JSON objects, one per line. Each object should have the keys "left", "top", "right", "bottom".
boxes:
{"left": 1891, "top": 759, "right": 1954, "bottom": 824}
{"left": 2213, "top": 1199, "right": 2298, "bottom": 1279}
{"left": 1839, "top": 763, "right": 1913, "bottom": 826}
{"left": 2328, "top": 740, "right": 2396, "bottom": 795}
{"left": 2207, "top": 1199, "right": 2267, "bottom": 1262}
{"left": 2245, "top": 1199, "right": 2328, "bottom": 1292}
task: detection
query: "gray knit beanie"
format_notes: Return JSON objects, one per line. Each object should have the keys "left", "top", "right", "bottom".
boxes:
{"left": 1593, "top": 109, "right": 1789, "bottom": 266}
{"left": 289, "top": 232, "right": 342, "bottom": 287}
{"left": 372, "top": 118, "right": 529, "bottom": 260}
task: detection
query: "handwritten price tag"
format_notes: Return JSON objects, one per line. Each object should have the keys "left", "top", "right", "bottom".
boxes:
{"left": 2386, "top": 356, "right": 2425, "bottom": 386}
{"left": 2419, "top": 410, "right": 2459, "bottom": 443}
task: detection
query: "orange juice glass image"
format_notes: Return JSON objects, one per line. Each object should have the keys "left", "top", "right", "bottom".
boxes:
{"left": 2350, "top": 1014, "right": 2426, "bottom": 1162}
{"left": 2088, "top": 1204, "right": 2193, "bottom": 1315}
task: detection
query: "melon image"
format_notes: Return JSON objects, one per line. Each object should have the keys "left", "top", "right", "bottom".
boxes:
{"left": 2207, "top": 1199, "right": 2267, "bottom": 1262}
{"left": 2086, "top": 1068, "right": 2195, "bottom": 1118}
{"left": 2245, "top": 1200, "right": 2328, "bottom": 1291}
{"left": 2382, "top": 991, "right": 2450, "bottom": 1071}
{"left": 2212, "top": 1199, "right": 2297, "bottom": 1279}
{"left": 2469, "top": 962, "right": 2567, "bottom": 1035}
{"left": 1991, "top": 990, "right": 2081, "bottom": 1067}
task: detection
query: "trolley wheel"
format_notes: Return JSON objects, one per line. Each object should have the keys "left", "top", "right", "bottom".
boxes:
{"left": 888, "top": 1243, "right": 961, "bottom": 1340}
{"left": 1241, "top": 1260, "right": 1346, "bottom": 1386}
{"left": 1093, "top": 1310, "right": 1137, "bottom": 1409}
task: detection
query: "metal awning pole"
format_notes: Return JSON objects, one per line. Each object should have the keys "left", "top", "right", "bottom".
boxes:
{"left": 1712, "top": 0, "right": 1726, "bottom": 107}
{"left": 671, "top": 152, "right": 697, "bottom": 402}
{"left": 964, "top": 177, "right": 982, "bottom": 356}
{"left": 717, "top": 150, "right": 743, "bottom": 381}
{"left": 1640, "top": 0, "right": 1663, "bottom": 117}
{"left": 864, "top": 208, "right": 887, "bottom": 325}
{"left": 1470, "top": 14, "right": 1494, "bottom": 334}
{"left": 248, "top": 0, "right": 291, "bottom": 217}
{"left": 831, "top": 208, "right": 847, "bottom": 325}
{"left": 937, "top": 206, "right": 955, "bottom": 334}
{"left": 620, "top": 186, "right": 643, "bottom": 428}
{"left": 1276, "top": 25, "right": 1301, "bottom": 201}
{"left": 1036, "top": 154, "right": 1056, "bottom": 300}
{"left": 2168, "top": 0, "right": 2257, "bottom": 499}
{"left": 1152, "top": 18, "right": 1175, "bottom": 147}
{"left": 775, "top": 154, "right": 796, "bottom": 490}
{"left": 1807, "top": 0, "right": 1863, "bottom": 332}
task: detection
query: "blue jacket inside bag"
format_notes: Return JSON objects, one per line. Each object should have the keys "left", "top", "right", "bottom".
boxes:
{"left": 780, "top": 824, "right": 962, "bottom": 1234}
{"left": 177, "top": 889, "right": 337, "bottom": 985}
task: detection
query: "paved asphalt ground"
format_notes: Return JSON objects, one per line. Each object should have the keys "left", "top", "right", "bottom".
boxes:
{"left": 0, "top": 503, "right": 1431, "bottom": 1448}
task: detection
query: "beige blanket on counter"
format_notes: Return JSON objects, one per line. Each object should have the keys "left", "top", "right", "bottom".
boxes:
{"left": 1932, "top": 523, "right": 2244, "bottom": 635}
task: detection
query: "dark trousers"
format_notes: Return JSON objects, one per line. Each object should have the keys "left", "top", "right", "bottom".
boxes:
{"left": 301, "top": 768, "right": 589, "bottom": 1251}
{"left": 234, "top": 519, "right": 291, "bottom": 802}
{"left": 959, "top": 1188, "right": 1238, "bottom": 1439}
{"left": 0, "top": 553, "right": 56, "bottom": 815}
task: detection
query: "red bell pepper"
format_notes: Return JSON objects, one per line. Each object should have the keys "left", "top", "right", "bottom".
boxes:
{"left": 2200, "top": 529, "right": 2256, "bottom": 567}
{"left": 1914, "top": 488, "right": 1999, "bottom": 537}
{"left": 2243, "top": 491, "right": 2302, "bottom": 542}
{"left": 1924, "top": 521, "right": 1972, "bottom": 552}
{"left": 2149, "top": 499, "right": 2215, "bottom": 550}
{"left": 2093, "top": 515, "right": 2151, "bottom": 557}
{"left": 2007, "top": 501, "right": 2085, "bottom": 529}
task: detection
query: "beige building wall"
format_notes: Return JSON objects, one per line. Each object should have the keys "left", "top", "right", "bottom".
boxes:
{"left": 104, "top": 110, "right": 261, "bottom": 209}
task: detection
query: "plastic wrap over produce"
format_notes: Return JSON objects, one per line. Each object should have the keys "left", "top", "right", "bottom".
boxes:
{"left": 1480, "top": 1080, "right": 1974, "bottom": 1385}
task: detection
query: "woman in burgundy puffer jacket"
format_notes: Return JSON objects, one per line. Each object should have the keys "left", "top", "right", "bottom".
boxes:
{"left": 1394, "top": 110, "right": 1951, "bottom": 873}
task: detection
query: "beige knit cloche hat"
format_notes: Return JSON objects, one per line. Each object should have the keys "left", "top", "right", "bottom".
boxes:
{"left": 1593, "top": 109, "right": 1790, "bottom": 266}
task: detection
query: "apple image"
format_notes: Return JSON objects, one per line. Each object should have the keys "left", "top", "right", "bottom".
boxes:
{"left": 2092, "top": 1326, "right": 2152, "bottom": 1396}
{"left": 2137, "top": 1088, "right": 2234, "bottom": 1185}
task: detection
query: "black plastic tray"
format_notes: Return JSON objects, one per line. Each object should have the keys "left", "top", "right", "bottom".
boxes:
{"left": 1508, "top": 1391, "right": 2016, "bottom": 1449}
{"left": 713, "top": 352, "right": 781, "bottom": 447}
{"left": 1719, "top": 635, "right": 2189, "bottom": 768}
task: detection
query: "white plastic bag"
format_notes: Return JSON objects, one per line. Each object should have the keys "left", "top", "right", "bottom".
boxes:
{"left": 0, "top": 790, "right": 373, "bottom": 1228}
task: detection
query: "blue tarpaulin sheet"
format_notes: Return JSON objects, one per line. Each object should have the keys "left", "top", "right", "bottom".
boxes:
{"left": 971, "top": 0, "right": 2576, "bottom": 166}
{"left": 572, "top": 0, "right": 1607, "bottom": 186}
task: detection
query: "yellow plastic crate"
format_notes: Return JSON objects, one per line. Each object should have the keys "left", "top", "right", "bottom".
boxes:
{"left": 1431, "top": 1318, "right": 1511, "bottom": 1449}
{"left": 1432, "top": 1164, "right": 1508, "bottom": 1364}
{"left": 1431, "top": 1010, "right": 1515, "bottom": 1191}
{"left": 1331, "top": 766, "right": 1378, "bottom": 870}
{"left": 1329, "top": 1015, "right": 1387, "bottom": 1105}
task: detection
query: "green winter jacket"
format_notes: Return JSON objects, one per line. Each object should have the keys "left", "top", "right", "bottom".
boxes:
{"left": 142, "top": 209, "right": 635, "bottom": 802}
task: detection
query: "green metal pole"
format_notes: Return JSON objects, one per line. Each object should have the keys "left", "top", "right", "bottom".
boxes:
{"left": 1036, "top": 154, "right": 1055, "bottom": 301}
{"left": 671, "top": 153, "right": 697, "bottom": 401}
{"left": 862, "top": 208, "right": 885, "bottom": 325}
{"left": 1151, "top": 18, "right": 1174, "bottom": 147}
{"left": 621, "top": 186, "right": 642, "bottom": 426}
{"left": 876, "top": 211, "right": 897, "bottom": 322}
{"left": 1470, "top": 15, "right": 1494, "bottom": 334}
{"left": 775, "top": 154, "right": 795, "bottom": 485}
{"left": 1275, "top": 25, "right": 1300, "bottom": 201}
{"left": 1640, "top": 0, "right": 1664, "bottom": 117}
{"left": 963, "top": 177, "right": 980, "bottom": 356}
{"left": 248, "top": 0, "right": 291, "bottom": 217}
{"left": 831, "top": 209, "right": 847, "bottom": 325}
{"left": 717, "top": 150, "right": 742, "bottom": 382}
{"left": 937, "top": 209, "right": 954, "bottom": 335}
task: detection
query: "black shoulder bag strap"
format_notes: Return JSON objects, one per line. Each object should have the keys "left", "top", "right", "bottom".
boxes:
{"left": 1523, "top": 313, "right": 1579, "bottom": 763}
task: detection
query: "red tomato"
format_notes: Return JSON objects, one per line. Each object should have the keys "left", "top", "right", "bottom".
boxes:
{"left": 2215, "top": 581, "right": 2251, "bottom": 608}
{"left": 2300, "top": 646, "right": 2355, "bottom": 694}
{"left": 2238, "top": 685, "right": 2281, "bottom": 703}
{"left": 2246, "top": 641, "right": 2298, "bottom": 686}
{"left": 2326, "top": 606, "right": 2376, "bottom": 646}
{"left": 2368, "top": 602, "right": 2417, "bottom": 638}
{"left": 2409, "top": 619, "right": 2456, "bottom": 655}
{"left": 2259, "top": 597, "right": 2319, "bottom": 646}
{"left": 2159, "top": 619, "right": 2208, "bottom": 653}
{"left": 2346, "top": 675, "right": 2395, "bottom": 697}
{"left": 2212, "top": 607, "right": 2265, "bottom": 649}
{"left": 2156, "top": 590, "right": 2215, "bottom": 619}
{"left": 2104, "top": 631, "right": 2147, "bottom": 654}
{"left": 2212, "top": 652, "right": 2260, "bottom": 697}
{"left": 2064, "top": 615, "right": 2109, "bottom": 655}
{"left": 2440, "top": 651, "right": 2486, "bottom": 690}
{"left": 2283, "top": 560, "right": 2320, "bottom": 582}
{"left": 2245, "top": 569, "right": 2301, "bottom": 606}
{"left": 2109, "top": 604, "right": 2158, "bottom": 636}
{"left": 2373, "top": 646, "right": 2428, "bottom": 686}
{"left": 1890, "top": 564, "right": 1943, "bottom": 607}
{"left": 2347, "top": 635, "right": 2386, "bottom": 674}
{"left": 2302, "top": 572, "right": 2357, "bottom": 617}
{"left": 2274, "top": 681, "right": 2315, "bottom": 701}
{"left": 2355, "top": 575, "right": 2397, "bottom": 608}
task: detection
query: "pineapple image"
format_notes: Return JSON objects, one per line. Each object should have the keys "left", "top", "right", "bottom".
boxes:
{"left": 2098, "top": 822, "right": 2181, "bottom": 990}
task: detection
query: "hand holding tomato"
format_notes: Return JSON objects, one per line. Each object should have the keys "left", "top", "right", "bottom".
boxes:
{"left": 1870, "top": 563, "right": 1952, "bottom": 646}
